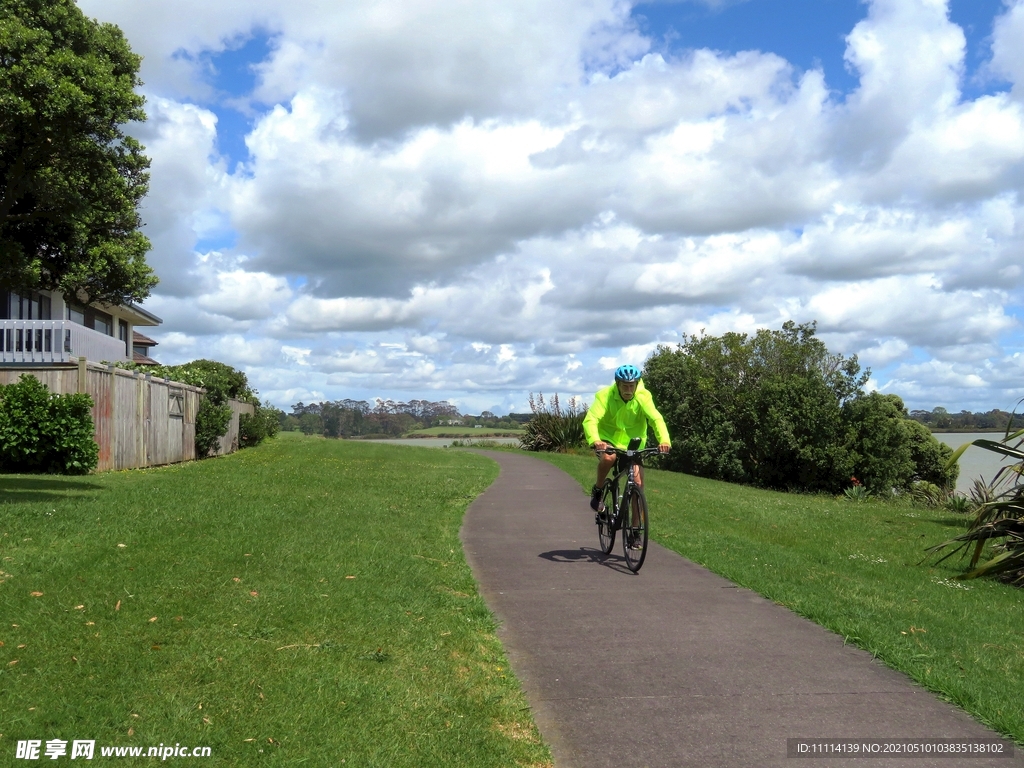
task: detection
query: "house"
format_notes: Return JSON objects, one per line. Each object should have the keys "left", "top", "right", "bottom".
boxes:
{"left": 132, "top": 331, "right": 160, "bottom": 365}
{"left": 0, "top": 287, "right": 255, "bottom": 473}
{"left": 0, "top": 288, "right": 161, "bottom": 365}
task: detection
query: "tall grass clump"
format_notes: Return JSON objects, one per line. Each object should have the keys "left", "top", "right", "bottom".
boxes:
{"left": 520, "top": 392, "right": 587, "bottom": 452}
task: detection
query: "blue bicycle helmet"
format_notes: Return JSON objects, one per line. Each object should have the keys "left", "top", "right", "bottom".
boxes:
{"left": 614, "top": 364, "right": 641, "bottom": 382}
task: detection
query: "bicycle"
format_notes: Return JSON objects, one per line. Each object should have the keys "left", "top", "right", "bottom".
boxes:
{"left": 594, "top": 437, "right": 663, "bottom": 573}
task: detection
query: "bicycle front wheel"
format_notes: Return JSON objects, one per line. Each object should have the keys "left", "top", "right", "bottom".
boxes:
{"left": 597, "top": 481, "right": 617, "bottom": 554}
{"left": 621, "top": 488, "right": 649, "bottom": 573}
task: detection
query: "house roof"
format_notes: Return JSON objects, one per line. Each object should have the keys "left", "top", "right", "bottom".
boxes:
{"left": 132, "top": 351, "right": 160, "bottom": 365}
{"left": 123, "top": 301, "right": 162, "bottom": 326}
{"left": 132, "top": 330, "right": 158, "bottom": 347}
{"left": 89, "top": 300, "right": 162, "bottom": 327}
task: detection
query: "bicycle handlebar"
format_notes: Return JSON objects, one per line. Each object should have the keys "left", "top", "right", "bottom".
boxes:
{"left": 594, "top": 445, "right": 666, "bottom": 459}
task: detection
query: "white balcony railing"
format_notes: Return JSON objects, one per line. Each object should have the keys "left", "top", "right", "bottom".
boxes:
{"left": 0, "top": 320, "right": 129, "bottom": 364}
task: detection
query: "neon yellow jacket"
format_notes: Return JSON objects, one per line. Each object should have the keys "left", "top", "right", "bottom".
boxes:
{"left": 583, "top": 380, "right": 671, "bottom": 450}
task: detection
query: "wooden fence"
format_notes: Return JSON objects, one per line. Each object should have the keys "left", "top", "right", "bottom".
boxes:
{"left": 218, "top": 399, "right": 255, "bottom": 456}
{"left": 0, "top": 359, "right": 253, "bottom": 472}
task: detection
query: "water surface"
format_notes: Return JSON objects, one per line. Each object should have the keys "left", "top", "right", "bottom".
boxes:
{"left": 363, "top": 437, "right": 521, "bottom": 448}
{"left": 933, "top": 432, "right": 1018, "bottom": 493}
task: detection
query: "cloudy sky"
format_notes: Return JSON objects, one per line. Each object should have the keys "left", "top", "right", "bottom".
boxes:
{"left": 79, "top": 0, "right": 1024, "bottom": 415}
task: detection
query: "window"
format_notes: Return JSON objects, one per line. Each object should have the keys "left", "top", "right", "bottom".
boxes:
{"left": 67, "top": 302, "right": 86, "bottom": 325}
{"left": 119, "top": 319, "right": 129, "bottom": 355}
{"left": 66, "top": 302, "right": 113, "bottom": 336}
{"left": 90, "top": 310, "right": 112, "bottom": 336}
{"left": 3, "top": 290, "right": 51, "bottom": 320}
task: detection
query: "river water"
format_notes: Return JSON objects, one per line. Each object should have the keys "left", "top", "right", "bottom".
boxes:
{"left": 362, "top": 437, "right": 522, "bottom": 448}
{"left": 933, "top": 432, "right": 1020, "bottom": 493}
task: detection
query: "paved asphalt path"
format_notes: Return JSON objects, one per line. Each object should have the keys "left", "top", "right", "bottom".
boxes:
{"left": 460, "top": 451, "right": 1023, "bottom": 768}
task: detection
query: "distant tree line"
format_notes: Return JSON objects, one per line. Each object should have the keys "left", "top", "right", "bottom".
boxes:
{"left": 282, "top": 399, "right": 526, "bottom": 438}
{"left": 908, "top": 407, "right": 1016, "bottom": 433}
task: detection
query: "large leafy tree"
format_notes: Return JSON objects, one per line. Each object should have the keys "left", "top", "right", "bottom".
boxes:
{"left": 644, "top": 321, "right": 867, "bottom": 490}
{"left": 644, "top": 321, "right": 956, "bottom": 493}
{"left": 0, "top": 0, "right": 156, "bottom": 305}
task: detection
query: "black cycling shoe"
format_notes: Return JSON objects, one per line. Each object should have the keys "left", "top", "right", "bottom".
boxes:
{"left": 589, "top": 485, "right": 604, "bottom": 512}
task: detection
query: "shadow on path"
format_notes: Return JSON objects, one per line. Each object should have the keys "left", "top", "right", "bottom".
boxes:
{"left": 538, "top": 547, "right": 633, "bottom": 574}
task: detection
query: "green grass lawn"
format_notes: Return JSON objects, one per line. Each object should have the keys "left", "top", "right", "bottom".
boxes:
{"left": 532, "top": 451, "right": 1024, "bottom": 744}
{"left": 404, "top": 427, "right": 524, "bottom": 437}
{"left": 0, "top": 435, "right": 550, "bottom": 767}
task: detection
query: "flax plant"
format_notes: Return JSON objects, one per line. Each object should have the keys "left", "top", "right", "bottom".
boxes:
{"left": 520, "top": 393, "right": 588, "bottom": 453}
{"left": 928, "top": 425, "right": 1024, "bottom": 584}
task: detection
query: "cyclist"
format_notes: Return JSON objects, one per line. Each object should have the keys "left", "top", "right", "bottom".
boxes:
{"left": 583, "top": 364, "right": 671, "bottom": 514}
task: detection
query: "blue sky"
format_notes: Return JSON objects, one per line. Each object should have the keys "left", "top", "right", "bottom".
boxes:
{"left": 198, "top": 1, "right": 1011, "bottom": 169}
{"left": 84, "top": 0, "right": 1024, "bottom": 414}
{"left": 632, "top": 0, "right": 1009, "bottom": 97}
{"left": 194, "top": 32, "right": 274, "bottom": 169}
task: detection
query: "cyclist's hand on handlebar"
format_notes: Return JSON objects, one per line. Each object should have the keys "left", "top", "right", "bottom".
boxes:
{"left": 593, "top": 441, "right": 611, "bottom": 455}
{"left": 659, "top": 443, "right": 671, "bottom": 454}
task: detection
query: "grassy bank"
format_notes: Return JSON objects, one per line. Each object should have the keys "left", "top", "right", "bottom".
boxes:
{"left": 532, "top": 451, "right": 1024, "bottom": 744}
{"left": 0, "top": 436, "right": 550, "bottom": 767}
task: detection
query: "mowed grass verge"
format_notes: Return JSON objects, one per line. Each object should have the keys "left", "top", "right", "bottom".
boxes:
{"left": 532, "top": 451, "right": 1024, "bottom": 744}
{"left": 0, "top": 435, "right": 550, "bottom": 767}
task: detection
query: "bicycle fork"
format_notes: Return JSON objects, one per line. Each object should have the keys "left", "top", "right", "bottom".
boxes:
{"left": 619, "top": 481, "right": 642, "bottom": 529}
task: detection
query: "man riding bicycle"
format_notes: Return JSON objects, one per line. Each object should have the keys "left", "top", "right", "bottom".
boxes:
{"left": 583, "top": 364, "right": 671, "bottom": 514}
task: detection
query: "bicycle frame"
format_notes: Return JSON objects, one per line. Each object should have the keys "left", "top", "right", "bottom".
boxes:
{"left": 595, "top": 437, "right": 665, "bottom": 572}
{"left": 599, "top": 442, "right": 660, "bottom": 529}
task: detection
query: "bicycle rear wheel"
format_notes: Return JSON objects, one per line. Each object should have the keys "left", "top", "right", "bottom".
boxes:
{"left": 622, "top": 487, "right": 649, "bottom": 573}
{"left": 597, "top": 481, "right": 617, "bottom": 554}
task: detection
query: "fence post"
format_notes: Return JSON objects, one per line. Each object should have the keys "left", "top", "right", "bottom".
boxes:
{"left": 77, "top": 356, "right": 87, "bottom": 394}
{"left": 108, "top": 364, "right": 118, "bottom": 468}
{"left": 136, "top": 371, "right": 145, "bottom": 468}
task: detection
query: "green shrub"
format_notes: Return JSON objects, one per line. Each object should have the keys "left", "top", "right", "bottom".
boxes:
{"left": 910, "top": 480, "right": 946, "bottom": 507}
{"left": 239, "top": 401, "right": 282, "bottom": 448}
{"left": 0, "top": 375, "right": 98, "bottom": 474}
{"left": 944, "top": 493, "right": 973, "bottom": 514}
{"left": 195, "top": 398, "right": 231, "bottom": 458}
{"left": 644, "top": 322, "right": 864, "bottom": 491}
{"left": 842, "top": 394, "right": 958, "bottom": 495}
{"left": 117, "top": 359, "right": 249, "bottom": 405}
{"left": 450, "top": 439, "right": 505, "bottom": 448}
{"left": 905, "top": 418, "right": 958, "bottom": 487}
{"left": 520, "top": 393, "right": 587, "bottom": 452}
{"left": 644, "top": 322, "right": 957, "bottom": 495}
{"left": 842, "top": 393, "right": 915, "bottom": 495}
